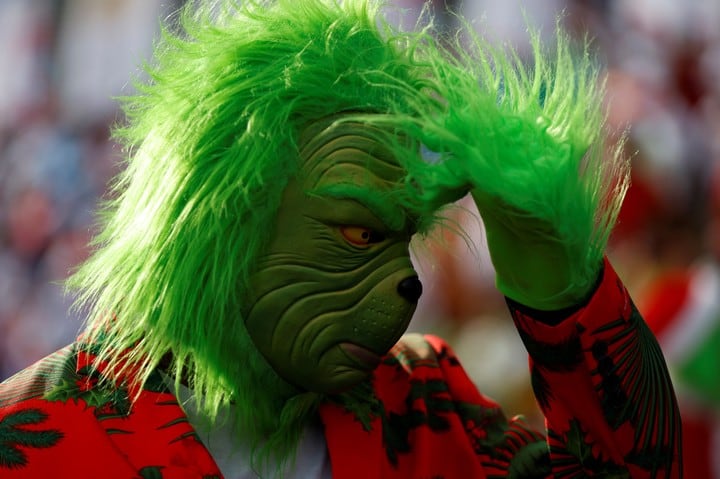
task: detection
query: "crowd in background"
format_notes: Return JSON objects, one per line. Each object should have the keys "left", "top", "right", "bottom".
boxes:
{"left": 1, "top": 0, "right": 719, "bottom": 474}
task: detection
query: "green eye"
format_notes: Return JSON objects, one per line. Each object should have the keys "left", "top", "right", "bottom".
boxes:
{"left": 340, "top": 226, "right": 386, "bottom": 247}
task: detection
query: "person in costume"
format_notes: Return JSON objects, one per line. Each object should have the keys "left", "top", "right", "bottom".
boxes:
{"left": 0, "top": 1, "right": 681, "bottom": 477}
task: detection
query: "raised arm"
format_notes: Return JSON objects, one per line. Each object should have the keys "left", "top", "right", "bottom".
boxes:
{"left": 507, "top": 259, "right": 682, "bottom": 477}
{"left": 394, "top": 26, "right": 682, "bottom": 477}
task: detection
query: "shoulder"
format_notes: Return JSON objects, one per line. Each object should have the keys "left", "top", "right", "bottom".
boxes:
{"left": 0, "top": 344, "right": 187, "bottom": 476}
{"left": 0, "top": 344, "right": 78, "bottom": 409}
{"left": 0, "top": 345, "right": 140, "bottom": 475}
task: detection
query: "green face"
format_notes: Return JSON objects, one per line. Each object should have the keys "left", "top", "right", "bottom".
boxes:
{"left": 244, "top": 119, "right": 421, "bottom": 394}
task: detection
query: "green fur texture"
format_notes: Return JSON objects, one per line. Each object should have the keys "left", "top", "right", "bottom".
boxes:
{"left": 374, "top": 26, "right": 630, "bottom": 308}
{"left": 68, "top": 0, "right": 444, "bottom": 470}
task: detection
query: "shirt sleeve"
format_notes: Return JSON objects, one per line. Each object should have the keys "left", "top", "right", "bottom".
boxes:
{"left": 507, "top": 257, "right": 682, "bottom": 478}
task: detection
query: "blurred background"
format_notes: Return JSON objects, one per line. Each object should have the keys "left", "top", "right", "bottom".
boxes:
{"left": 0, "top": 0, "right": 719, "bottom": 475}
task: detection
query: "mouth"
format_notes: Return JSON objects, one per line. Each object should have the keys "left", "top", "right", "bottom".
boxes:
{"left": 339, "top": 342, "right": 383, "bottom": 371}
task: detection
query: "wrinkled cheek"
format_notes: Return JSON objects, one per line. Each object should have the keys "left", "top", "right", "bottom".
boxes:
{"left": 242, "top": 294, "right": 305, "bottom": 383}
{"left": 242, "top": 304, "right": 281, "bottom": 360}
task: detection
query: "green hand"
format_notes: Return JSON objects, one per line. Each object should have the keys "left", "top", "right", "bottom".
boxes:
{"left": 472, "top": 189, "right": 592, "bottom": 311}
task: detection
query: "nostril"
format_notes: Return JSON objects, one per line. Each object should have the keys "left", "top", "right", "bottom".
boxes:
{"left": 397, "top": 276, "right": 422, "bottom": 303}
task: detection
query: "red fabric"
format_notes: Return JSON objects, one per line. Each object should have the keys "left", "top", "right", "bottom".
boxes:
{"left": 0, "top": 260, "right": 681, "bottom": 478}
{"left": 0, "top": 348, "right": 222, "bottom": 478}
{"left": 320, "top": 334, "right": 515, "bottom": 479}
{"left": 509, "top": 258, "right": 682, "bottom": 478}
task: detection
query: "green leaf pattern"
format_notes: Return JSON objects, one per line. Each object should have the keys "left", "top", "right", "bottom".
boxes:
{"left": 0, "top": 409, "right": 63, "bottom": 469}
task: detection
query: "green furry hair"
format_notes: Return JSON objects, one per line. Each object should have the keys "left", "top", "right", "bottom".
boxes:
{"left": 67, "top": 0, "right": 445, "bottom": 470}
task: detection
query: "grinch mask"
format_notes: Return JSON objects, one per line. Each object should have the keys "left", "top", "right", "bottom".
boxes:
{"left": 244, "top": 118, "right": 422, "bottom": 394}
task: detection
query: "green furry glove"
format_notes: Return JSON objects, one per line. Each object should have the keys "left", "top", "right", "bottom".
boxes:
{"left": 399, "top": 29, "right": 629, "bottom": 311}
{"left": 471, "top": 190, "right": 592, "bottom": 311}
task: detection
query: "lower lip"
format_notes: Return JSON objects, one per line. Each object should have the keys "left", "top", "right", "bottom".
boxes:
{"left": 340, "top": 343, "right": 383, "bottom": 370}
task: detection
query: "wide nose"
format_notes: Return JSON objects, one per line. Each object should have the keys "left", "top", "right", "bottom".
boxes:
{"left": 397, "top": 275, "right": 422, "bottom": 303}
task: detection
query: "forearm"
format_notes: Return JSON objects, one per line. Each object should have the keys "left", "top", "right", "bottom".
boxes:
{"left": 509, "top": 258, "right": 682, "bottom": 477}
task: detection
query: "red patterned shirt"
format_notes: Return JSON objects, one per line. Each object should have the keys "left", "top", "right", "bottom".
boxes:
{"left": 0, "top": 260, "right": 681, "bottom": 478}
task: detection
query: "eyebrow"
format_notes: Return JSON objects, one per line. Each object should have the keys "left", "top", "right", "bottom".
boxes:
{"left": 308, "top": 184, "right": 407, "bottom": 232}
